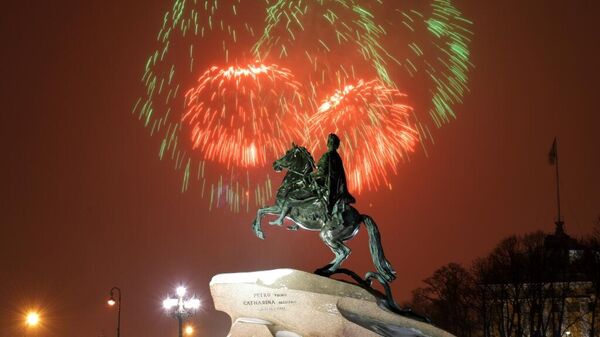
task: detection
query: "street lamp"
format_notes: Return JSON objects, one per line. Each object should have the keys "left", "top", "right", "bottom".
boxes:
{"left": 23, "top": 310, "right": 41, "bottom": 337}
{"left": 184, "top": 324, "right": 194, "bottom": 336}
{"left": 25, "top": 311, "right": 40, "bottom": 327}
{"left": 162, "top": 285, "right": 201, "bottom": 337}
{"left": 107, "top": 287, "right": 122, "bottom": 337}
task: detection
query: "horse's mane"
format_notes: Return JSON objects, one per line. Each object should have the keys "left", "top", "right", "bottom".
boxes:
{"left": 297, "top": 146, "right": 315, "bottom": 170}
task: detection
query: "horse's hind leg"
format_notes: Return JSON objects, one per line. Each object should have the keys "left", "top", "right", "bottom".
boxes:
{"left": 319, "top": 229, "right": 351, "bottom": 273}
{"left": 329, "top": 242, "right": 350, "bottom": 272}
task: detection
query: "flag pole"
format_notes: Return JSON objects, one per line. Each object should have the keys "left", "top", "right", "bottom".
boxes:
{"left": 552, "top": 138, "right": 564, "bottom": 234}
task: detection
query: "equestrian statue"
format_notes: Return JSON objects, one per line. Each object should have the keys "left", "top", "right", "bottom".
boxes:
{"left": 251, "top": 133, "right": 396, "bottom": 285}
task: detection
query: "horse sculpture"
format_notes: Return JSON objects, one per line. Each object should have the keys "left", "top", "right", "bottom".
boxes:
{"left": 251, "top": 143, "right": 396, "bottom": 283}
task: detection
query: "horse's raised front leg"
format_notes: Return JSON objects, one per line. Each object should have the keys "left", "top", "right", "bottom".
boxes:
{"left": 269, "top": 203, "right": 289, "bottom": 226}
{"left": 252, "top": 206, "right": 267, "bottom": 239}
{"left": 252, "top": 205, "right": 281, "bottom": 240}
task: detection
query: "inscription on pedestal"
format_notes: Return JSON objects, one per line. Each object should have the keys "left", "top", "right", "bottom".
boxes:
{"left": 243, "top": 292, "right": 298, "bottom": 311}
{"left": 212, "top": 269, "right": 457, "bottom": 337}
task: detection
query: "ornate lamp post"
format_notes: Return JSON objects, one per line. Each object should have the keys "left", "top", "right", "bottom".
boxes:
{"left": 107, "top": 287, "right": 122, "bottom": 337}
{"left": 162, "top": 286, "right": 201, "bottom": 337}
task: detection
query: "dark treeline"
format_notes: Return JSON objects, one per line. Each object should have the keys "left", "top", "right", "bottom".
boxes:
{"left": 409, "top": 221, "right": 600, "bottom": 337}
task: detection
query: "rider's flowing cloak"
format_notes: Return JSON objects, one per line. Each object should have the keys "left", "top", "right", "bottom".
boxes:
{"left": 316, "top": 150, "right": 356, "bottom": 212}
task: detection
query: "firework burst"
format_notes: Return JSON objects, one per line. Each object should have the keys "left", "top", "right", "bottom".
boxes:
{"left": 134, "top": 1, "right": 278, "bottom": 211}
{"left": 134, "top": 0, "right": 474, "bottom": 211}
{"left": 309, "top": 79, "right": 419, "bottom": 193}
{"left": 182, "top": 63, "right": 306, "bottom": 168}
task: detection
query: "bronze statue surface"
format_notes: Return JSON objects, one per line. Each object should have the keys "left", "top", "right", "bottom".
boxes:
{"left": 251, "top": 134, "right": 396, "bottom": 284}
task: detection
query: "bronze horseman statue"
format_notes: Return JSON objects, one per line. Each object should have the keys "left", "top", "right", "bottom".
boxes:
{"left": 252, "top": 133, "right": 396, "bottom": 285}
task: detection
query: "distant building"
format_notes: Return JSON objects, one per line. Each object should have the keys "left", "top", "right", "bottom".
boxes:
{"left": 479, "top": 223, "right": 599, "bottom": 337}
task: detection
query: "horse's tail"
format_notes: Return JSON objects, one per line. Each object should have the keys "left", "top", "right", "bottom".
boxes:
{"left": 362, "top": 215, "right": 396, "bottom": 283}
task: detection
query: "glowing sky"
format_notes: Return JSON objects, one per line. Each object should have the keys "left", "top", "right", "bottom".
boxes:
{"left": 1, "top": 1, "right": 599, "bottom": 336}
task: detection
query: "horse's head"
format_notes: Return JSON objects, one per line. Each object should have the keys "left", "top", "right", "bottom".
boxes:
{"left": 273, "top": 143, "right": 314, "bottom": 174}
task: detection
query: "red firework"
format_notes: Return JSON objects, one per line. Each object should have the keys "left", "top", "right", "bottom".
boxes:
{"left": 309, "top": 79, "right": 419, "bottom": 193}
{"left": 183, "top": 63, "right": 306, "bottom": 168}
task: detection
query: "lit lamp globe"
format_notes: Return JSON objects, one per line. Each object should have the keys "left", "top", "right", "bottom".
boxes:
{"left": 176, "top": 286, "right": 186, "bottom": 297}
{"left": 25, "top": 311, "right": 40, "bottom": 327}
{"left": 184, "top": 298, "right": 201, "bottom": 310}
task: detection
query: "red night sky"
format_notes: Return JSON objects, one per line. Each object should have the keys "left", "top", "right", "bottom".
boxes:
{"left": 1, "top": 1, "right": 599, "bottom": 336}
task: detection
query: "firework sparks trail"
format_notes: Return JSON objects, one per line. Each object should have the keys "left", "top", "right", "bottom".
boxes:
{"left": 374, "top": 0, "right": 474, "bottom": 131}
{"left": 182, "top": 63, "right": 306, "bottom": 169}
{"left": 309, "top": 79, "right": 419, "bottom": 193}
{"left": 253, "top": 0, "right": 396, "bottom": 85}
{"left": 251, "top": 0, "right": 406, "bottom": 125}
{"left": 423, "top": 0, "right": 473, "bottom": 126}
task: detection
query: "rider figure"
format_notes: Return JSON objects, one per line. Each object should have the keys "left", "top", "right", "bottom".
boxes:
{"left": 315, "top": 133, "right": 356, "bottom": 224}
{"left": 270, "top": 134, "right": 355, "bottom": 228}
